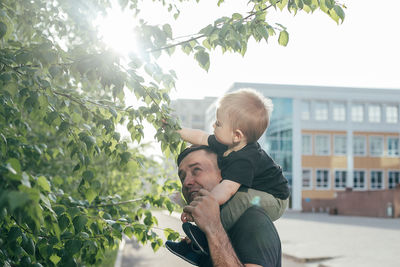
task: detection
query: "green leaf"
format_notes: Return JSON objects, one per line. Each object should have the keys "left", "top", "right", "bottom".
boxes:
{"left": 6, "top": 158, "right": 21, "bottom": 176}
{"left": 162, "top": 24, "right": 172, "bottom": 39}
{"left": 85, "top": 188, "right": 97, "bottom": 204}
{"left": 58, "top": 214, "right": 71, "bottom": 231}
{"left": 120, "top": 152, "right": 131, "bottom": 165}
{"left": 8, "top": 226, "right": 22, "bottom": 242}
{"left": 73, "top": 215, "right": 88, "bottom": 233}
{"left": 50, "top": 254, "right": 61, "bottom": 265}
{"left": 164, "top": 228, "right": 180, "bottom": 241}
{"left": 277, "top": 0, "right": 289, "bottom": 11}
{"left": 65, "top": 239, "right": 82, "bottom": 255}
{"left": 0, "top": 21, "right": 7, "bottom": 39}
{"left": 21, "top": 237, "right": 35, "bottom": 255}
{"left": 37, "top": 176, "right": 51, "bottom": 192}
{"left": 7, "top": 191, "right": 31, "bottom": 211}
{"left": 49, "top": 65, "right": 62, "bottom": 78}
{"left": 124, "top": 226, "right": 134, "bottom": 238}
{"left": 278, "top": 30, "right": 289, "bottom": 46}
{"left": 333, "top": 5, "right": 345, "bottom": 24}
{"left": 194, "top": 50, "right": 210, "bottom": 71}
{"left": 82, "top": 170, "right": 94, "bottom": 181}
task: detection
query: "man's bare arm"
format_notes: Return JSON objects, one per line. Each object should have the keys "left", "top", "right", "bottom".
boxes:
{"left": 183, "top": 189, "right": 261, "bottom": 267}
{"left": 178, "top": 127, "right": 209, "bottom": 146}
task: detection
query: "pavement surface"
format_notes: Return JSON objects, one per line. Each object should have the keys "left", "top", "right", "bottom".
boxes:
{"left": 275, "top": 211, "right": 400, "bottom": 267}
{"left": 118, "top": 210, "right": 400, "bottom": 267}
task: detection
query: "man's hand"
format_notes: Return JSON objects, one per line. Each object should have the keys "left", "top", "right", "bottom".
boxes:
{"left": 180, "top": 211, "right": 194, "bottom": 223}
{"left": 183, "top": 189, "right": 223, "bottom": 235}
{"left": 184, "top": 189, "right": 247, "bottom": 267}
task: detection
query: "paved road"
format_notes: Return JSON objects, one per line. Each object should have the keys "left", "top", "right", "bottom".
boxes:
{"left": 119, "top": 211, "right": 304, "bottom": 267}
{"left": 119, "top": 210, "right": 400, "bottom": 267}
{"left": 275, "top": 211, "right": 400, "bottom": 267}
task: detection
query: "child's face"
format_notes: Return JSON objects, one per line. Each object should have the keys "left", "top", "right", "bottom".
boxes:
{"left": 213, "top": 109, "right": 234, "bottom": 146}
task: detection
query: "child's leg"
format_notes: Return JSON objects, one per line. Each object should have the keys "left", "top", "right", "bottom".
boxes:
{"left": 249, "top": 189, "right": 288, "bottom": 221}
{"left": 220, "top": 188, "right": 288, "bottom": 230}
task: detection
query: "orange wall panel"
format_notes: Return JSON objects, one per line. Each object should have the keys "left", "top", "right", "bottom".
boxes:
{"left": 302, "top": 190, "right": 336, "bottom": 199}
{"left": 302, "top": 156, "right": 347, "bottom": 168}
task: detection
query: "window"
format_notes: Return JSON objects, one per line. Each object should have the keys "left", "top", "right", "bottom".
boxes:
{"left": 353, "top": 170, "right": 366, "bottom": 189}
{"left": 369, "top": 136, "right": 384, "bottom": 156}
{"left": 333, "top": 103, "right": 346, "bottom": 121}
{"left": 368, "top": 104, "right": 381, "bottom": 123}
{"left": 302, "top": 135, "right": 312, "bottom": 155}
{"left": 302, "top": 169, "right": 312, "bottom": 189}
{"left": 386, "top": 105, "right": 398, "bottom": 123}
{"left": 388, "top": 171, "right": 400, "bottom": 189}
{"left": 301, "top": 101, "right": 310, "bottom": 120}
{"left": 351, "top": 104, "right": 364, "bottom": 122}
{"left": 387, "top": 137, "right": 399, "bottom": 156}
{"left": 353, "top": 136, "right": 366, "bottom": 156}
{"left": 334, "top": 170, "right": 347, "bottom": 189}
{"left": 316, "top": 169, "right": 330, "bottom": 189}
{"left": 370, "top": 171, "right": 384, "bottom": 189}
{"left": 315, "top": 135, "right": 330, "bottom": 155}
{"left": 314, "top": 101, "right": 328, "bottom": 121}
{"left": 334, "top": 135, "right": 347, "bottom": 155}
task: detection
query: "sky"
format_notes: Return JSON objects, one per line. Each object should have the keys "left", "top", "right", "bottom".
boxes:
{"left": 99, "top": 0, "right": 400, "bottom": 155}
{"left": 147, "top": 0, "right": 400, "bottom": 99}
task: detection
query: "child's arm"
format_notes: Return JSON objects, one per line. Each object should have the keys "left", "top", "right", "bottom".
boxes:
{"left": 210, "top": 180, "right": 241, "bottom": 205}
{"left": 177, "top": 127, "right": 209, "bottom": 146}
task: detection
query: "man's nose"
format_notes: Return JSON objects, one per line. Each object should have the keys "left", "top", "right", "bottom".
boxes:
{"left": 183, "top": 174, "right": 194, "bottom": 187}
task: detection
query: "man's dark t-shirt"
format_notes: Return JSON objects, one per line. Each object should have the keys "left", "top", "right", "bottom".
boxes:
{"left": 199, "top": 206, "right": 282, "bottom": 267}
{"left": 208, "top": 135, "right": 289, "bottom": 200}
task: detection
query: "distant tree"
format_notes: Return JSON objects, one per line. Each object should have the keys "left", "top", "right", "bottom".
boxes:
{"left": 0, "top": 0, "right": 344, "bottom": 266}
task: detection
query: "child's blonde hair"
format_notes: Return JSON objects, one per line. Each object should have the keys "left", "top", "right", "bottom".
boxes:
{"left": 218, "top": 88, "right": 273, "bottom": 143}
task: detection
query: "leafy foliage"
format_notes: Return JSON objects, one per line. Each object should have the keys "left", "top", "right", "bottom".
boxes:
{"left": 0, "top": 0, "right": 345, "bottom": 266}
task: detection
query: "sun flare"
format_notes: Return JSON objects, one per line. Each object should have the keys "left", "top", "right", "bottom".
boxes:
{"left": 94, "top": 1, "right": 137, "bottom": 56}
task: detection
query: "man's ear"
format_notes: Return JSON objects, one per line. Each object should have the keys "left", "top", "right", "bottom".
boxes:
{"left": 233, "top": 129, "right": 245, "bottom": 143}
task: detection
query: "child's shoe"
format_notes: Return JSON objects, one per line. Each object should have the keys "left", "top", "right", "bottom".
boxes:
{"left": 165, "top": 240, "right": 201, "bottom": 266}
{"left": 182, "top": 222, "right": 209, "bottom": 256}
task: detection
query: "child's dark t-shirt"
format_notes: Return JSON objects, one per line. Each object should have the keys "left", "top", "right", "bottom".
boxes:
{"left": 208, "top": 135, "right": 290, "bottom": 200}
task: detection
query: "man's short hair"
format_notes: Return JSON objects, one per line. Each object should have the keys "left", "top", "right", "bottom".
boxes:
{"left": 177, "top": 145, "right": 215, "bottom": 166}
{"left": 218, "top": 88, "right": 273, "bottom": 143}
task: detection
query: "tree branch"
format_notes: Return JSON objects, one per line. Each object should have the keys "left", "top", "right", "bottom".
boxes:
{"left": 148, "top": 1, "right": 278, "bottom": 53}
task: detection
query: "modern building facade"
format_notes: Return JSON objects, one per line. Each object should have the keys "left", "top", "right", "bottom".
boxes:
{"left": 205, "top": 83, "right": 400, "bottom": 212}
{"left": 171, "top": 97, "right": 217, "bottom": 131}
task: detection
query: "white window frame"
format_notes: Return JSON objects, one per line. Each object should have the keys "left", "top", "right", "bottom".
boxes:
{"left": 332, "top": 102, "right": 346, "bottom": 122}
{"left": 315, "top": 134, "right": 330, "bottom": 156}
{"left": 302, "top": 134, "right": 312, "bottom": 155}
{"left": 385, "top": 105, "right": 399, "bottom": 124}
{"left": 353, "top": 169, "right": 367, "bottom": 190}
{"left": 301, "top": 101, "right": 311, "bottom": 120}
{"left": 369, "top": 135, "right": 384, "bottom": 157}
{"left": 368, "top": 104, "right": 382, "bottom": 123}
{"left": 351, "top": 103, "right": 364, "bottom": 122}
{"left": 370, "top": 170, "right": 385, "bottom": 190}
{"left": 334, "top": 134, "right": 347, "bottom": 155}
{"left": 334, "top": 169, "right": 347, "bottom": 190}
{"left": 388, "top": 170, "right": 400, "bottom": 189}
{"left": 353, "top": 135, "right": 366, "bottom": 156}
{"left": 316, "top": 169, "right": 330, "bottom": 190}
{"left": 302, "top": 168, "right": 313, "bottom": 189}
{"left": 387, "top": 136, "right": 399, "bottom": 157}
{"left": 314, "top": 101, "right": 329, "bottom": 121}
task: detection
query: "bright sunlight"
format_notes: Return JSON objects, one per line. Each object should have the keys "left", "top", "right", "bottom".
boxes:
{"left": 94, "top": 1, "right": 136, "bottom": 56}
